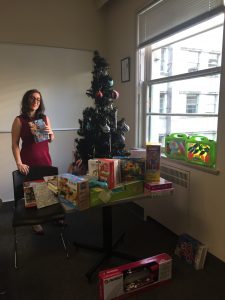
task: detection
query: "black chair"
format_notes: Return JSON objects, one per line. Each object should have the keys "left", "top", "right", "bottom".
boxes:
{"left": 12, "top": 166, "right": 69, "bottom": 269}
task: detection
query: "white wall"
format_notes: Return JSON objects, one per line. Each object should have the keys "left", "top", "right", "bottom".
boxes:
{"left": 0, "top": 0, "right": 105, "bottom": 201}
{"left": 1, "top": 0, "right": 225, "bottom": 263}
{"left": 104, "top": 0, "right": 225, "bottom": 262}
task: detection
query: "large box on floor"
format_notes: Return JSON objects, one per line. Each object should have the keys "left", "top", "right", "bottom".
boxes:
{"left": 99, "top": 253, "right": 172, "bottom": 300}
{"left": 90, "top": 180, "right": 144, "bottom": 207}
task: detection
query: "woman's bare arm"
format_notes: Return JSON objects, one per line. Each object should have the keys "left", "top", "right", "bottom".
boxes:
{"left": 11, "top": 117, "right": 29, "bottom": 175}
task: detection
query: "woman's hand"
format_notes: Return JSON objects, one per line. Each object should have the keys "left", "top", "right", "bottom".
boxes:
{"left": 45, "top": 117, "right": 55, "bottom": 142}
{"left": 17, "top": 163, "right": 30, "bottom": 175}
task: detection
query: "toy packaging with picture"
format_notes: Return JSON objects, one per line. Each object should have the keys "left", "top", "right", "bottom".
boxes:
{"left": 185, "top": 135, "right": 216, "bottom": 167}
{"left": 164, "top": 132, "right": 216, "bottom": 168}
{"left": 120, "top": 157, "right": 146, "bottom": 182}
{"left": 145, "top": 144, "right": 161, "bottom": 182}
{"left": 165, "top": 133, "right": 187, "bottom": 160}
{"left": 58, "top": 173, "right": 89, "bottom": 211}
{"left": 174, "top": 233, "right": 208, "bottom": 270}
{"left": 99, "top": 253, "right": 172, "bottom": 300}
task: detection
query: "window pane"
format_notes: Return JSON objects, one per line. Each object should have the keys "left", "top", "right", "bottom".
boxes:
{"left": 146, "top": 115, "right": 218, "bottom": 145}
{"left": 151, "top": 18, "right": 223, "bottom": 79}
{"left": 148, "top": 76, "right": 220, "bottom": 114}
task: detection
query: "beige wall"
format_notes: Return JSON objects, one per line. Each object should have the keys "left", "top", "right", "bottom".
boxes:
{"left": 0, "top": 0, "right": 106, "bottom": 52}
{"left": 1, "top": 0, "right": 225, "bottom": 263}
{"left": 104, "top": 0, "right": 225, "bottom": 263}
{"left": 0, "top": 0, "right": 106, "bottom": 201}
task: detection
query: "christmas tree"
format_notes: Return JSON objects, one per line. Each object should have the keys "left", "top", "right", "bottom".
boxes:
{"left": 75, "top": 51, "right": 130, "bottom": 171}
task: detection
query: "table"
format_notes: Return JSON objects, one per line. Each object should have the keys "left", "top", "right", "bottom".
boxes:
{"left": 73, "top": 189, "right": 174, "bottom": 281}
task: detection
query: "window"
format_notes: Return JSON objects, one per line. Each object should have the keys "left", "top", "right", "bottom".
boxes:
{"left": 159, "top": 92, "right": 167, "bottom": 113}
{"left": 137, "top": 10, "right": 224, "bottom": 146}
{"left": 208, "top": 52, "right": 220, "bottom": 67}
{"left": 186, "top": 94, "right": 199, "bottom": 113}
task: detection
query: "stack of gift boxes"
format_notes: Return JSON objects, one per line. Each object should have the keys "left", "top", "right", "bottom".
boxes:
{"left": 43, "top": 144, "right": 173, "bottom": 212}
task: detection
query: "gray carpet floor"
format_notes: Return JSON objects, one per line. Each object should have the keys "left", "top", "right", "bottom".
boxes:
{"left": 1, "top": 201, "right": 225, "bottom": 300}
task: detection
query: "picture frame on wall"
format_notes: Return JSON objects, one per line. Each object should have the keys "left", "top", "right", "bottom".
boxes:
{"left": 121, "top": 57, "right": 130, "bottom": 82}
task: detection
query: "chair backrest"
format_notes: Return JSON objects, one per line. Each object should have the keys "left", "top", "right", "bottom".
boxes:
{"left": 12, "top": 166, "right": 58, "bottom": 202}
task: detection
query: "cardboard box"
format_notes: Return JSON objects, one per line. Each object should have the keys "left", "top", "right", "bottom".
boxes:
{"left": 23, "top": 180, "right": 40, "bottom": 208}
{"left": 129, "top": 148, "right": 146, "bottom": 159}
{"left": 98, "top": 159, "right": 120, "bottom": 189}
{"left": 88, "top": 159, "right": 100, "bottom": 179}
{"left": 99, "top": 253, "right": 172, "bottom": 300}
{"left": 90, "top": 180, "right": 144, "bottom": 207}
{"left": 144, "top": 177, "right": 173, "bottom": 193}
{"left": 23, "top": 179, "right": 58, "bottom": 209}
{"left": 58, "top": 174, "right": 89, "bottom": 211}
{"left": 120, "top": 158, "right": 146, "bottom": 182}
{"left": 145, "top": 144, "right": 161, "bottom": 182}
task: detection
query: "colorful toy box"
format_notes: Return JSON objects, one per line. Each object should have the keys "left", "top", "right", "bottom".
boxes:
{"left": 90, "top": 180, "right": 144, "bottom": 207}
{"left": 88, "top": 159, "right": 100, "bottom": 179}
{"left": 99, "top": 253, "right": 172, "bottom": 300}
{"left": 165, "top": 133, "right": 187, "bottom": 160}
{"left": 120, "top": 157, "right": 146, "bottom": 182}
{"left": 144, "top": 177, "right": 173, "bottom": 193}
{"left": 145, "top": 144, "right": 161, "bottom": 182}
{"left": 98, "top": 158, "right": 120, "bottom": 189}
{"left": 129, "top": 148, "right": 146, "bottom": 159}
{"left": 58, "top": 173, "right": 89, "bottom": 211}
{"left": 185, "top": 135, "right": 216, "bottom": 167}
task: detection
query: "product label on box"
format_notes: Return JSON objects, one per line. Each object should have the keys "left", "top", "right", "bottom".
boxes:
{"left": 146, "top": 144, "right": 161, "bottom": 182}
{"left": 158, "top": 259, "right": 172, "bottom": 281}
{"left": 103, "top": 274, "right": 123, "bottom": 300}
{"left": 99, "top": 253, "right": 172, "bottom": 300}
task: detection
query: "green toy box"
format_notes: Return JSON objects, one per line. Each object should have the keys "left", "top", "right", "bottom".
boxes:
{"left": 185, "top": 135, "right": 216, "bottom": 167}
{"left": 90, "top": 180, "right": 144, "bottom": 207}
{"left": 165, "top": 133, "right": 187, "bottom": 160}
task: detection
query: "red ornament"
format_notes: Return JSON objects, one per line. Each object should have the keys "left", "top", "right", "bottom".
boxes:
{"left": 111, "top": 90, "right": 119, "bottom": 100}
{"left": 96, "top": 90, "right": 103, "bottom": 99}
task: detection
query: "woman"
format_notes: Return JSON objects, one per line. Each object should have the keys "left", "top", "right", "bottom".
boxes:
{"left": 11, "top": 89, "right": 54, "bottom": 234}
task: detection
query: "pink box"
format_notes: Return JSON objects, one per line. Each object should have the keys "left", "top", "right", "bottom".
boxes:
{"left": 144, "top": 177, "right": 172, "bottom": 193}
{"left": 99, "top": 253, "right": 172, "bottom": 300}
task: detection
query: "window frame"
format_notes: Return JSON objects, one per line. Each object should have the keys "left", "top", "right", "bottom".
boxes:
{"left": 136, "top": 12, "right": 224, "bottom": 150}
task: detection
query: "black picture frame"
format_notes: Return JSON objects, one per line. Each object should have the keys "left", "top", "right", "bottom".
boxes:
{"left": 121, "top": 57, "right": 130, "bottom": 82}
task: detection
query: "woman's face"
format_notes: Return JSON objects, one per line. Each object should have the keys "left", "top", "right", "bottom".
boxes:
{"left": 29, "top": 92, "right": 41, "bottom": 111}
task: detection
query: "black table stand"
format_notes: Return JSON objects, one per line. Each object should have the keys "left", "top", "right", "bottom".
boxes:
{"left": 74, "top": 205, "right": 139, "bottom": 281}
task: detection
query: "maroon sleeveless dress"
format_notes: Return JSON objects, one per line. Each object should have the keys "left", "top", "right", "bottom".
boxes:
{"left": 19, "top": 115, "right": 52, "bottom": 167}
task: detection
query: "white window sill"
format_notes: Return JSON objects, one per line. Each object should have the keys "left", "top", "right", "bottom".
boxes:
{"left": 161, "top": 154, "right": 219, "bottom": 175}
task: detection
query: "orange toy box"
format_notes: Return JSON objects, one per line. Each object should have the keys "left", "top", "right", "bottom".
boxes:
{"left": 99, "top": 253, "right": 172, "bottom": 300}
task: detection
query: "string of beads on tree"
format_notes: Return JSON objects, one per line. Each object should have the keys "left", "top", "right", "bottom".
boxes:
{"left": 75, "top": 51, "right": 130, "bottom": 170}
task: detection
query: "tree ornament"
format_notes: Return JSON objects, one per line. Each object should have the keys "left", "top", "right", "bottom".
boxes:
{"left": 111, "top": 90, "right": 119, "bottom": 100}
{"left": 108, "top": 79, "right": 114, "bottom": 87}
{"left": 96, "top": 90, "right": 103, "bottom": 99}
{"left": 100, "top": 123, "right": 110, "bottom": 133}
{"left": 122, "top": 122, "right": 130, "bottom": 132}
